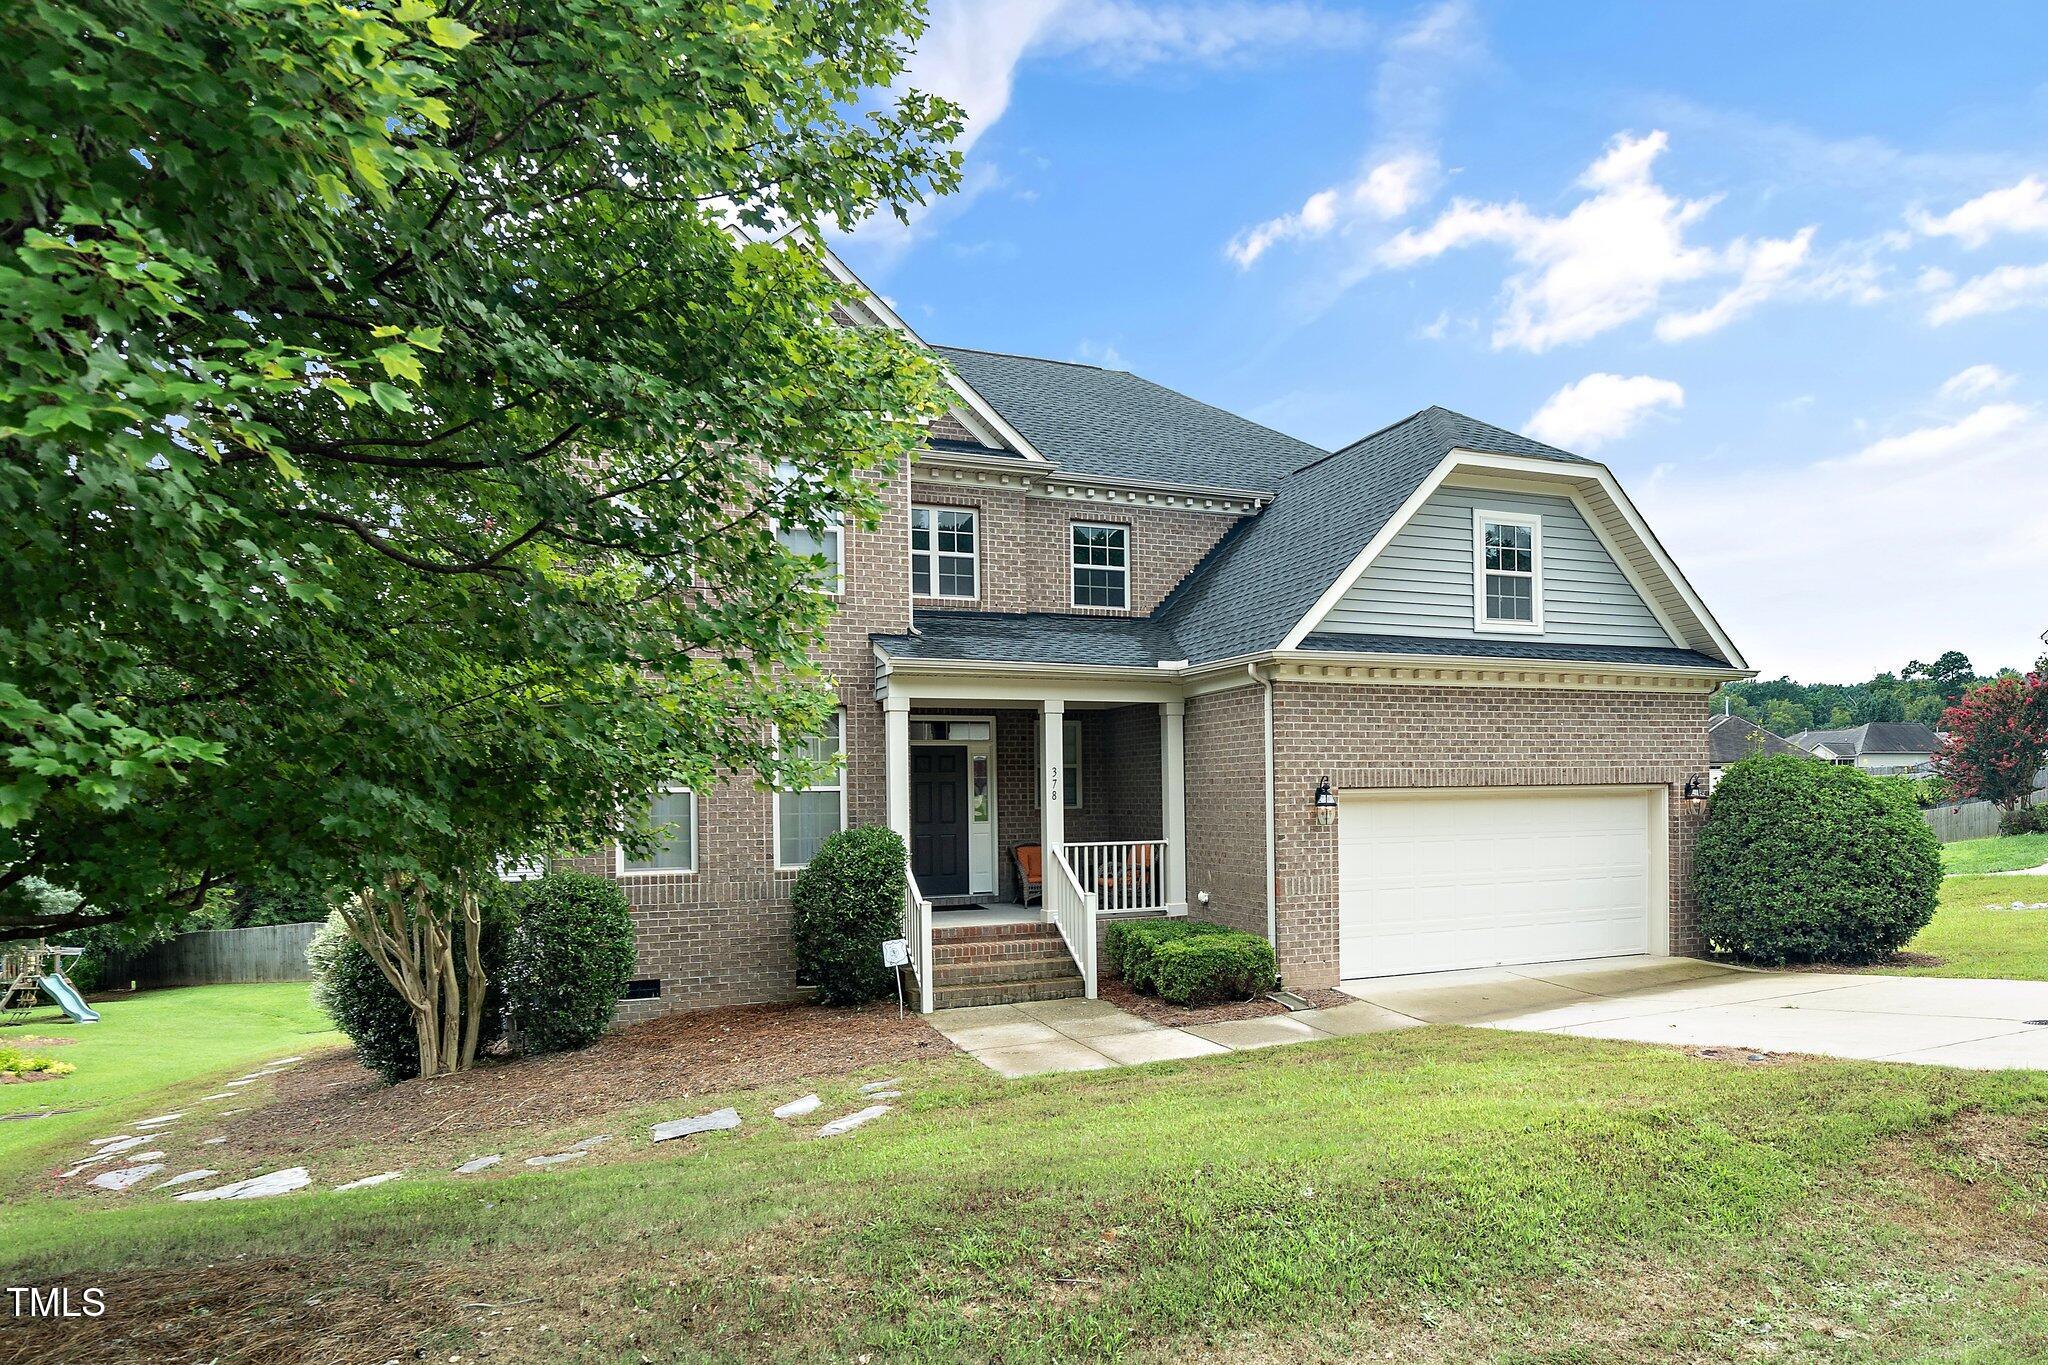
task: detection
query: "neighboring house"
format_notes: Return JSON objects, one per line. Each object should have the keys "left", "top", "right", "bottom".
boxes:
{"left": 585, "top": 250, "right": 1752, "bottom": 1017}
{"left": 1787, "top": 722, "right": 1942, "bottom": 775}
{"left": 1705, "top": 712, "right": 1809, "bottom": 788}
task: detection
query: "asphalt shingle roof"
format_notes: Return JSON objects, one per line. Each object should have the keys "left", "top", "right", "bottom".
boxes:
{"left": 933, "top": 346, "right": 1325, "bottom": 490}
{"left": 1155, "top": 407, "right": 1593, "bottom": 664}
{"left": 1299, "top": 633, "right": 1730, "bottom": 670}
{"left": 1788, "top": 722, "right": 1941, "bottom": 758}
{"left": 873, "top": 612, "right": 1184, "bottom": 669}
{"left": 1707, "top": 713, "right": 1809, "bottom": 765}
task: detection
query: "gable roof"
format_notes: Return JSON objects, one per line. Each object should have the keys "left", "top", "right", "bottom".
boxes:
{"left": 931, "top": 347, "right": 1324, "bottom": 491}
{"left": 1707, "top": 713, "right": 1809, "bottom": 765}
{"left": 1788, "top": 721, "right": 1941, "bottom": 758}
{"left": 1155, "top": 407, "right": 1594, "bottom": 664}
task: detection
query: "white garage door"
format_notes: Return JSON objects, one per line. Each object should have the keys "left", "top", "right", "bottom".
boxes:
{"left": 1338, "top": 788, "right": 1657, "bottom": 979}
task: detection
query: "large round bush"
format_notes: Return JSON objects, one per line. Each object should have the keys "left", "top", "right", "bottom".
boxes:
{"left": 1694, "top": 754, "right": 1941, "bottom": 964}
{"left": 307, "top": 892, "right": 513, "bottom": 1083}
{"left": 499, "top": 871, "right": 636, "bottom": 1054}
{"left": 791, "top": 825, "right": 906, "bottom": 1005}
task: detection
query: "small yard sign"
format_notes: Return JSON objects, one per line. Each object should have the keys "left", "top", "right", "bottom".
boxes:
{"left": 882, "top": 938, "right": 911, "bottom": 1017}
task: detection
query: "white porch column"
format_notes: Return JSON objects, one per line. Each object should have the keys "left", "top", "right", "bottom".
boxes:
{"left": 1160, "top": 699, "right": 1188, "bottom": 915}
{"left": 1040, "top": 699, "right": 1065, "bottom": 868}
{"left": 884, "top": 694, "right": 911, "bottom": 848}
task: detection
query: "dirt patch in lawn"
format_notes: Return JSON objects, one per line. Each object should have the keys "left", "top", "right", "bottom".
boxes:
{"left": 229, "top": 1000, "right": 953, "bottom": 1155}
{"left": 1098, "top": 979, "right": 1354, "bottom": 1026}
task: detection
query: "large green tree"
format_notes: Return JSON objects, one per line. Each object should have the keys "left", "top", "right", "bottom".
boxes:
{"left": 1, "top": 0, "right": 962, "bottom": 950}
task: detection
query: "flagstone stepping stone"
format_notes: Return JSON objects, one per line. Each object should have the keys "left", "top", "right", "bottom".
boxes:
{"left": 134, "top": 1112, "right": 183, "bottom": 1129}
{"left": 864, "top": 1090, "right": 903, "bottom": 1100}
{"left": 816, "top": 1105, "right": 890, "bottom": 1138}
{"left": 86, "top": 1133, "right": 136, "bottom": 1147}
{"left": 175, "top": 1167, "right": 312, "bottom": 1202}
{"left": 650, "top": 1107, "right": 740, "bottom": 1143}
{"left": 198, "top": 1093, "right": 234, "bottom": 1102}
{"left": 201, "top": 1136, "right": 227, "bottom": 1145}
{"left": 83, "top": 1135, "right": 148, "bottom": 1159}
{"left": 223, "top": 1079, "right": 255, "bottom": 1088}
{"left": 89, "top": 1163, "right": 165, "bottom": 1192}
{"left": 857, "top": 1079, "right": 901, "bottom": 1095}
{"left": 453, "top": 1155, "right": 502, "bottom": 1174}
{"left": 333, "top": 1171, "right": 403, "bottom": 1191}
{"left": 569, "top": 1134, "right": 612, "bottom": 1151}
{"left": 523, "top": 1150, "right": 587, "bottom": 1167}
{"left": 772, "top": 1094, "right": 822, "bottom": 1119}
{"left": 156, "top": 1170, "right": 220, "bottom": 1191}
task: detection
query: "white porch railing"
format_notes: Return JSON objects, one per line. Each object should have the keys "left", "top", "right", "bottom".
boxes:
{"left": 1046, "top": 849, "right": 1099, "bottom": 1000}
{"left": 903, "top": 863, "right": 934, "bottom": 1014}
{"left": 1062, "top": 840, "right": 1170, "bottom": 914}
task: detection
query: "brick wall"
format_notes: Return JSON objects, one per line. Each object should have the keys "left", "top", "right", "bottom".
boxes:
{"left": 909, "top": 478, "right": 1237, "bottom": 617}
{"left": 1183, "top": 684, "right": 1269, "bottom": 939}
{"left": 1266, "top": 682, "right": 1711, "bottom": 988}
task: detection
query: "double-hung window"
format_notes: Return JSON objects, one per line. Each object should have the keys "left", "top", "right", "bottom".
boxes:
{"left": 1070, "top": 522, "right": 1129, "bottom": 609}
{"left": 772, "top": 461, "right": 842, "bottom": 595}
{"left": 910, "top": 506, "right": 978, "bottom": 599}
{"left": 1474, "top": 510, "right": 1541, "bottom": 631}
{"left": 776, "top": 710, "right": 846, "bottom": 869}
{"left": 619, "top": 789, "right": 696, "bottom": 875}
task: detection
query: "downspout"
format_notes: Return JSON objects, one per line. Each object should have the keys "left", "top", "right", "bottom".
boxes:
{"left": 1248, "top": 662, "right": 1277, "bottom": 951}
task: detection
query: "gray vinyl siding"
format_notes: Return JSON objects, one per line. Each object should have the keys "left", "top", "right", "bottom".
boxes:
{"left": 1318, "top": 486, "right": 1675, "bottom": 648}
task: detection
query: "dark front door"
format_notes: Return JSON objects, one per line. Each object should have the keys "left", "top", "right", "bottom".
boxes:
{"left": 911, "top": 745, "right": 970, "bottom": 896}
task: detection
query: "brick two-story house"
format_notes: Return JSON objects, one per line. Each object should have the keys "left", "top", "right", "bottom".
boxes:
{"left": 593, "top": 251, "right": 1753, "bottom": 1017}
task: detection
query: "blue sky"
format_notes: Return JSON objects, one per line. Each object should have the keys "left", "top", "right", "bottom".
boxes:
{"left": 834, "top": 0, "right": 2046, "bottom": 682}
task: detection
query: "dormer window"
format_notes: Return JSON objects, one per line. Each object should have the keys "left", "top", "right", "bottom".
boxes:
{"left": 1474, "top": 510, "right": 1541, "bottom": 632}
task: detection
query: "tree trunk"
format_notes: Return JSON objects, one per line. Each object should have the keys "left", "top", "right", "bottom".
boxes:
{"left": 341, "top": 873, "right": 486, "bottom": 1079}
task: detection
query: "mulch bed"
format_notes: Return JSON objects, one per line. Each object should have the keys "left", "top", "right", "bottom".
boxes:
{"left": 1098, "top": 978, "right": 1354, "bottom": 1026}
{"left": 229, "top": 999, "right": 952, "bottom": 1154}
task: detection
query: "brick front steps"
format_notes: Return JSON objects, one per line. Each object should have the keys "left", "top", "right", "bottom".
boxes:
{"left": 929, "top": 921, "right": 1083, "bottom": 1009}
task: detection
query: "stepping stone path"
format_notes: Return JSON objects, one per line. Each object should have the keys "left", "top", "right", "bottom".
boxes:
{"left": 816, "top": 1105, "right": 890, "bottom": 1138}
{"left": 198, "top": 1093, "right": 234, "bottom": 1102}
{"left": 650, "top": 1108, "right": 740, "bottom": 1143}
{"left": 87, "top": 1133, "right": 136, "bottom": 1147}
{"left": 156, "top": 1170, "right": 219, "bottom": 1191}
{"left": 454, "top": 1155, "right": 502, "bottom": 1174}
{"left": 773, "top": 1094, "right": 822, "bottom": 1119}
{"left": 570, "top": 1134, "right": 612, "bottom": 1151}
{"left": 523, "top": 1151, "right": 587, "bottom": 1167}
{"left": 88, "top": 1163, "right": 164, "bottom": 1192}
{"left": 858, "top": 1079, "right": 900, "bottom": 1095}
{"left": 133, "top": 1112, "right": 183, "bottom": 1129}
{"left": 333, "top": 1172, "right": 404, "bottom": 1191}
{"left": 175, "top": 1167, "right": 311, "bottom": 1202}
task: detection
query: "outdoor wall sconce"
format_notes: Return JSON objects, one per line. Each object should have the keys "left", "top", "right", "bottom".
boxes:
{"left": 1682, "top": 775, "right": 1709, "bottom": 805}
{"left": 1314, "top": 776, "right": 1337, "bottom": 826}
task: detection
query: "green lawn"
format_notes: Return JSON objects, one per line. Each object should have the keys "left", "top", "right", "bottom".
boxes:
{"left": 7, "top": 987, "right": 2048, "bottom": 1362}
{"left": 1943, "top": 832, "right": 2048, "bottom": 876}
{"left": 0, "top": 982, "right": 339, "bottom": 1171}
{"left": 1875, "top": 874, "right": 2048, "bottom": 980}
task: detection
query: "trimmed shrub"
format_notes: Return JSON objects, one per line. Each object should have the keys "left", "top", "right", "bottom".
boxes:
{"left": 1108, "top": 918, "right": 1275, "bottom": 1004}
{"left": 500, "top": 870, "right": 637, "bottom": 1054}
{"left": 2000, "top": 805, "right": 2045, "bottom": 836}
{"left": 791, "top": 825, "right": 907, "bottom": 1006}
{"left": 1695, "top": 754, "right": 1942, "bottom": 965}
{"left": 1105, "top": 918, "right": 1234, "bottom": 993}
{"left": 307, "top": 891, "right": 513, "bottom": 1083}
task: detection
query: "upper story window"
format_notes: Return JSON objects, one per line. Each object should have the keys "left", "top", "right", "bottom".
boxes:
{"left": 911, "top": 506, "right": 978, "bottom": 599}
{"left": 1071, "top": 522, "right": 1129, "bottom": 610}
{"left": 619, "top": 788, "right": 696, "bottom": 875}
{"left": 776, "top": 709, "right": 846, "bottom": 870}
{"left": 1474, "top": 510, "right": 1541, "bottom": 632}
{"left": 773, "top": 461, "right": 842, "bottom": 596}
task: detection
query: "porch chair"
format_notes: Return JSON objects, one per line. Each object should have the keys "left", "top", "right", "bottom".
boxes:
{"left": 1011, "top": 844, "right": 1043, "bottom": 907}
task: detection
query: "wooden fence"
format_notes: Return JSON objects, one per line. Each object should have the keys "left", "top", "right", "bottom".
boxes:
{"left": 108, "top": 921, "right": 322, "bottom": 988}
{"left": 1923, "top": 791, "right": 2047, "bottom": 844}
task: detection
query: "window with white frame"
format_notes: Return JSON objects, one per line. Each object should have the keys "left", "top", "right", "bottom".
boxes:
{"left": 1474, "top": 510, "right": 1541, "bottom": 631}
{"left": 1070, "top": 522, "right": 1128, "bottom": 609}
{"left": 910, "top": 506, "right": 978, "bottom": 599}
{"left": 776, "top": 709, "right": 845, "bottom": 869}
{"left": 773, "top": 461, "right": 842, "bottom": 595}
{"left": 619, "top": 789, "right": 696, "bottom": 874}
{"left": 1032, "top": 718, "right": 1084, "bottom": 810}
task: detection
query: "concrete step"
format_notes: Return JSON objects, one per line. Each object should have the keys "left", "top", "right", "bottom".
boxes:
{"left": 932, "top": 974, "right": 1085, "bottom": 1009}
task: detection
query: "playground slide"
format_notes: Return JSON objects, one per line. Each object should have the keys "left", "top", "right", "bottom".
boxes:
{"left": 38, "top": 975, "right": 99, "bottom": 1024}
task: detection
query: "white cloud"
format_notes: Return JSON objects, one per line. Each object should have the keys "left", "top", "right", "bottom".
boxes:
{"left": 1524, "top": 373, "right": 1685, "bottom": 451}
{"left": 1640, "top": 396, "right": 2048, "bottom": 679}
{"left": 1655, "top": 227, "right": 1815, "bottom": 341}
{"left": 1224, "top": 2, "right": 1478, "bottom": 269}
{"left": 1911, "top": 175, "right": 2048, "bottom": 248}
{"left": 1074, "top": 338, "right": 1126, "bottom": 367}
{"left": 1939, "top": 364, "right": 2015, "bottom": 400}
{"left": 1925, "top": 261, "right": 2048, "bottom": 325}
{"left": 1036, "top": 1, "right": 1374, "bottom": 72}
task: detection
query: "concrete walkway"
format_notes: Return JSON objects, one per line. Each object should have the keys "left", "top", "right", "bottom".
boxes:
{"left": 931, "top": 996, "right": 1418, "bottom": 1077}
{"left": 1340, "top": 955, "right": 2048, "bottom": 1070}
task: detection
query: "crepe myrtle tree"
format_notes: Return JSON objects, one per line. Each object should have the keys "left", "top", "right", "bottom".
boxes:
{"left": 1934, "top": 672, "right": 2048, "bottom": 813}
{"left": 2, "top": 0, "right": 961, "bottom": 1069}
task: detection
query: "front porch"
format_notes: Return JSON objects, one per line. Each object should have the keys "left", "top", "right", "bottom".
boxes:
{"left": 881, "top": 689, "right": 1190, "bottom": 1011}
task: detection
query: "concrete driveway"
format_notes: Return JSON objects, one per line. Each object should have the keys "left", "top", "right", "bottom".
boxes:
{"left": 1340, "top": 956, "right": 2048, "bottom": 1070}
